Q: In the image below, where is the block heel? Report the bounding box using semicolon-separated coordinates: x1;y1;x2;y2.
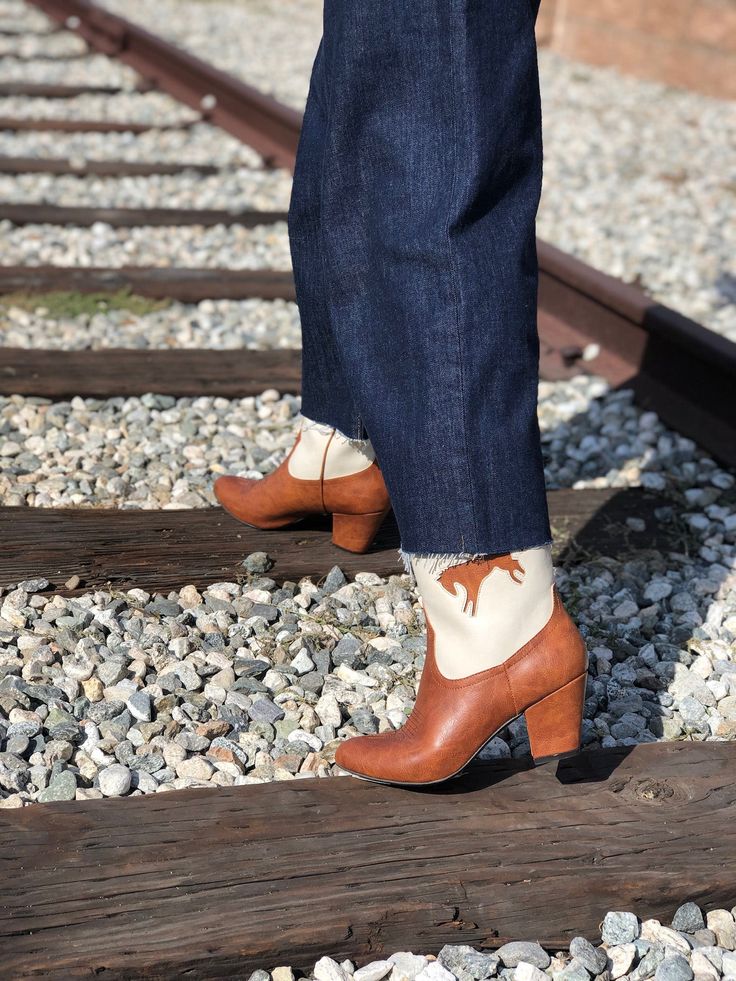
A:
332;509;388;553
525;671;587;765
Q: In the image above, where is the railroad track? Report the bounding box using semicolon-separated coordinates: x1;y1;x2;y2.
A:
0;0;734;976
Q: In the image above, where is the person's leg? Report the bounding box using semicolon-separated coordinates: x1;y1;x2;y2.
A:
288;36;364;440
214;36;390;551
322;1;588;782
319;0;550;556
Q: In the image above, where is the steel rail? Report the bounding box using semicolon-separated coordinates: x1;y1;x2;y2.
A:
28;0;302;168
27;0;736;467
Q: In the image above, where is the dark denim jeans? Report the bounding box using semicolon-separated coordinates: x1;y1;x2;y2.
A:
288;0;551;556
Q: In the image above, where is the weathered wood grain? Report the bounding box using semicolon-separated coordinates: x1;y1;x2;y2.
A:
0;348;301;398
0;115;195;133
0;203;287;227
0;82;121;97
0;266;296;301
0;155;221;176
0;743;733;978
0;488;682;593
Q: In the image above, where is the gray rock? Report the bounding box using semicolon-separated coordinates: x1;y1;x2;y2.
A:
439;945;499;979
602;911;640;945
630;945;665;981
130;754;165;774
145;599;181;617
38;769;76;802
556;961;590;981
349;706;378;734
6;735;29;756
497;943;550;970
332;633;363;667
324;566;347;593
678;696;706;727
300;671;326;694
248;697;285;724
721;950;736;976
672;903;705;934
126;690;152;722
247;971;270;981
654;956;693;981
570;938;607;976
175;732;209;752
250;603;279;623
0;753;30;792
99;763;132;797
242;552;272;574
97;661;127;687
18;578;50;593
234;657;270;678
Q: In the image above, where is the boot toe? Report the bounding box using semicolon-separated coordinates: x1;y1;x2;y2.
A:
334;732;405;783
214;475;252;516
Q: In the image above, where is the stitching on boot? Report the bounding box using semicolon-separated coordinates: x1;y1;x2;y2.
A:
318;429;335;515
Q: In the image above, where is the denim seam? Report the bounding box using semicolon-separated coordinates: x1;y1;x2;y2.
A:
445;2;479;552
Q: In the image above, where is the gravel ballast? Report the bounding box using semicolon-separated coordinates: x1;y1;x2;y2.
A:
0;219;291;268
0;122;265;167
0;297;301;351
0;167;292;210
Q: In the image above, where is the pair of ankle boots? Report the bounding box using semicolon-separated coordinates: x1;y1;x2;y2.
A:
215;420;587;785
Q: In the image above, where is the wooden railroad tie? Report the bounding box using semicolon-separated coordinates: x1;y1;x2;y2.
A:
0;266;296;302
0;82;123;98
0;348;302;399
0;488;684;594
0;155;224;177
0;743;734;977
0;203;288;227
0;116;200;134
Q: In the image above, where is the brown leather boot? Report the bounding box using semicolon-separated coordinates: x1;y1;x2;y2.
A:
334;588;588;784
214;428;391;553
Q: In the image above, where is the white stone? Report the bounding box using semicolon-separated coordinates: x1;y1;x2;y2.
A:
388;953;428;981
641;920;692;955
354;962;393;981
607;943;636;980
98;764;132;797
175;757;215;781
515;963;550;981
415;964;455;981
691;951;719;981
314;957;352;981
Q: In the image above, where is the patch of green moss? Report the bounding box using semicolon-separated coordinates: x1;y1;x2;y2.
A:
0;289;171;319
